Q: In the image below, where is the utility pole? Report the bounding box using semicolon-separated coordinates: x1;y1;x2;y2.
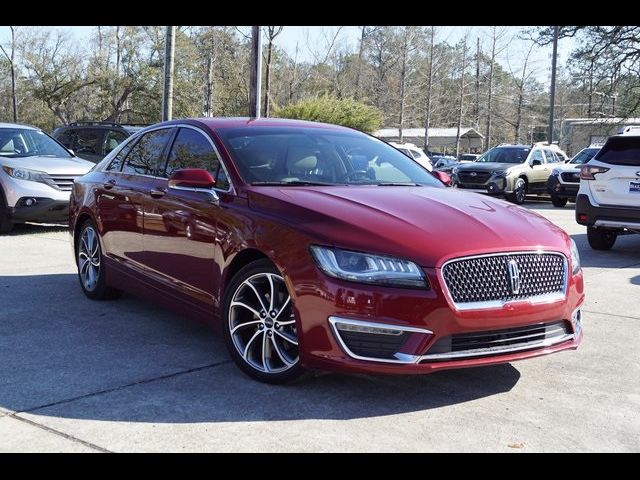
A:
249;26;262;118
162;26;176;122
548;25;559;143
474;37;480;129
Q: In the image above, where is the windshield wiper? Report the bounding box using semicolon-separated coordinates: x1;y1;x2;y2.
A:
251;180;337;186
375;182;422;186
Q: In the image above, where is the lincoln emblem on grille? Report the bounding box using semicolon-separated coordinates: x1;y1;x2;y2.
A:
507;259;521;295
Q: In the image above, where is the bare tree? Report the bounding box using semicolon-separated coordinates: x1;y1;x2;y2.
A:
423;26;436;150
455;38;469;158
398;26;418;142
0;26;19;122
485;27;509;148
262;26;283;117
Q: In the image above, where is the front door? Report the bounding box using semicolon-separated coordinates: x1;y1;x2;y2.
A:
528;149;549;192
143;126;233;310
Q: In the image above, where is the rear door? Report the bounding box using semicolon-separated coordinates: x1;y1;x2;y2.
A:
588;136;640;207
103;127;175;270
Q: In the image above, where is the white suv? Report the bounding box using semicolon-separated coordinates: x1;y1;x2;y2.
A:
390;142;433;171
0;123;94;233
576;128;640;249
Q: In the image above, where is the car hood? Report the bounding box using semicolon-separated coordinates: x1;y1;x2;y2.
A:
457;162;521;172
248;186;570;267
0;156;94;175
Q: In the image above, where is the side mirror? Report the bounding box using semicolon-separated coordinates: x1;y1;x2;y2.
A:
432;170;452;186
531;159;542;167
168;168;216;189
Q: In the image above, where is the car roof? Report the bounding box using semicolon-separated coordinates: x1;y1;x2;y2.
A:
0;122;39;131
159;117;355;132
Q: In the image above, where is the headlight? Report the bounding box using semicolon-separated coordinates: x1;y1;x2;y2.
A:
2;166;47;183
492;170;506;177
570;238;581;274
551;168;561;176
309;245;429;288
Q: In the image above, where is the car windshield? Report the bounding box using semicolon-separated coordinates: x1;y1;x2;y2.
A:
216;126;443;187
569;148;599;164
0;128;71;158
475;147;530;164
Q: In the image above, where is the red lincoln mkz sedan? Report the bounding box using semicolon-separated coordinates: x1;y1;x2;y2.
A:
69;118;584;383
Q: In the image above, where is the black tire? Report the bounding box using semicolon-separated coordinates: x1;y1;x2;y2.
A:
551;195;568;208
506;177;527;204
221;258;305;384
0;188;14;234
76;219;122;300
587;226;618;251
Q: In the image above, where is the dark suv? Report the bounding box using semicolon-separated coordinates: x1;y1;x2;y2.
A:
52;122;147;163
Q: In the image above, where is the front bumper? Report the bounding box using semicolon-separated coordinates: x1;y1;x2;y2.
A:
452;175;511;195
547;175;579;198
8;198;70;223
576;194;640;229
293;265;585;375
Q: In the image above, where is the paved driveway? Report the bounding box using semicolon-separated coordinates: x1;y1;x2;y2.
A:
0;201;638;452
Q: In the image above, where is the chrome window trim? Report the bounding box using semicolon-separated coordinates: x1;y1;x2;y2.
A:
99;123;236;195
438;250;569;312
328;316;432;365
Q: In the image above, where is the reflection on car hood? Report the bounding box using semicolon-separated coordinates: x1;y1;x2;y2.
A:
457;162;521;172
0;155;94;175
552;163;581;173
248;185;570;267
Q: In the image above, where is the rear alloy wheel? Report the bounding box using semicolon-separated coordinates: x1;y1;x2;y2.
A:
76;220;122;300
222;259;304;384
551;195;568;208
507;178;527;204
587;226;618;250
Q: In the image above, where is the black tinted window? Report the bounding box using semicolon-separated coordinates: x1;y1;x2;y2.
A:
73;129;103;156
53;129;75;148
122;128;173;176
164;128;228;189
595;137;640;166
104;130;128;155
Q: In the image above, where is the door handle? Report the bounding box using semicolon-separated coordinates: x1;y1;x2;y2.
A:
149;188;166;198
103;180;116;190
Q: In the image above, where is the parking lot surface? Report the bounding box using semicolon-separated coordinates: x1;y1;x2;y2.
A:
0;201;639;452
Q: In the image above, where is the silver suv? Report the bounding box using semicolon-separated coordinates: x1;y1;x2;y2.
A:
0;123;94;233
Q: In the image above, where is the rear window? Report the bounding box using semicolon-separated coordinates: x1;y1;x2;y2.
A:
595;137;640;166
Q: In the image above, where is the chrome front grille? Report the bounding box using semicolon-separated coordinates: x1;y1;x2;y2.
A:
441;252;567;309
457;171;492;184
560;171;580;183
44;175;79;191
421;320;573;361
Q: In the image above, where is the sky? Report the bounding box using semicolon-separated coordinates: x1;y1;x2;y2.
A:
1;25;575;88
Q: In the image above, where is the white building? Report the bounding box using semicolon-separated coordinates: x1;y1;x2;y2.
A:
374;127;485;153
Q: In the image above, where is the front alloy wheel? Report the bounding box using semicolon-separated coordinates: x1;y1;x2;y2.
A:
223;259;303;383
507;178;527;204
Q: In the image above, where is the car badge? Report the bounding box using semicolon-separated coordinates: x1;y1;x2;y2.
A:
507;259;521;295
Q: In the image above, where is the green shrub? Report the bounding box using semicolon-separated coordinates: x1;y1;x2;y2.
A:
274;96;383;133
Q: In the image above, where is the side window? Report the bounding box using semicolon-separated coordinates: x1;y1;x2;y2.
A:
106;137;137;172
531;149;544;164
73;129;104;156
103;130;129;155
410;149;422;160
122;129;173;176
544;149;556;163
164;128;229;190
